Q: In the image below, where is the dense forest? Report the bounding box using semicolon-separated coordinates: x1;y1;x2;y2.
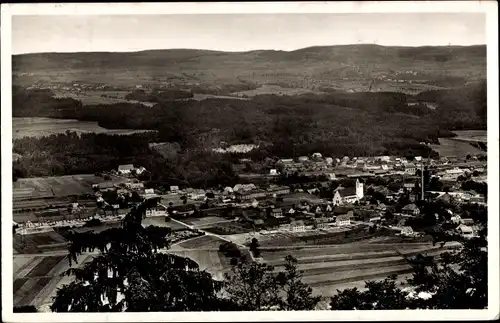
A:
13;132;238;188
12;81;486;180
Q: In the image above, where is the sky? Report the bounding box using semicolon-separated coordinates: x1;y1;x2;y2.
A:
12;13;486;54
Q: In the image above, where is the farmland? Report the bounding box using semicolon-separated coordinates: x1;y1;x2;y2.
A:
142;216;190;230
430;137;484;158
203;221;254;235
259;242;456;297
12;174;129;223
176;234;228;250
13;117;157;139
231;84;321;97
13;253;96;311
183;216;233;227
53;90;156;107
13;174;102;200
13;231;68;254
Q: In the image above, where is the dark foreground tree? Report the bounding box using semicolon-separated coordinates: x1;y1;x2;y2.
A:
50;197;232;312
224;255;321;310
14;305;38;313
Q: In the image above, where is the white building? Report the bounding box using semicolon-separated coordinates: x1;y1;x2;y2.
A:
332;179;364;206
118;164;135;175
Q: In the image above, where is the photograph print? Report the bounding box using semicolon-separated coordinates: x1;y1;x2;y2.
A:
2;1;498;321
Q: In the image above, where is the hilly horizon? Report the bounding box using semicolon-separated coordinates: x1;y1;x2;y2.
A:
13;44;486;94
13;43;486;56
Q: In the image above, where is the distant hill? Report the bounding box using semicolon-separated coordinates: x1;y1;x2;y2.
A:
13;44;486;92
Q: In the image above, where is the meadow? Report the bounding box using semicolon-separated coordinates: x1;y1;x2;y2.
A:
53;90;156;107
13;117;157;139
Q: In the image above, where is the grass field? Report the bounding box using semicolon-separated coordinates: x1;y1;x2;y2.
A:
13;117;157;139
13;174;103;200
203;222;254;235
53;90;156;107
231;84;321;97
13;253;94;310
430;137;484;158
142;216;190;230
184;216;231;227
177;235;227;249
13;231;68;254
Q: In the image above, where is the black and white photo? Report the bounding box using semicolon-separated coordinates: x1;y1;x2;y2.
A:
1;2;498;322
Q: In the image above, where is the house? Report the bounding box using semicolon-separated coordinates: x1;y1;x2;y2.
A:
402;204;420;216
98;182;117;192
325;157;334;165
470;194;486;204
118;164;135;175
291;220;305;232
405;163;417;175
403;181;416;190
142;188;157;199
267;186;291;196
298;156;309;162
125;182;144;190
279;223;292;231
135;166;147;175
400;226;414;236
336;213;352;226
312;152;323;159
145;205;168;217
238;190;268;201
278;158;294;164
457;224;475;239
326;173;336;181
233;183;257;192
307;188;320;195
332;179;364;206
460;218;474;226
270;169;279;176
369;215;382;223
450;214;461;224
287;207;296;216
271;208;283;218
169;186;180;193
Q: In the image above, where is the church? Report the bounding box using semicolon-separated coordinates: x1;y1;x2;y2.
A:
332;179;364;206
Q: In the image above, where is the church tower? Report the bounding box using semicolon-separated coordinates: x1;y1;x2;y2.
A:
356;179;364;200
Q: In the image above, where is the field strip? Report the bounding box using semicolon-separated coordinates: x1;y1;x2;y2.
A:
264;250;399;265
13;256;35;277
278;255;406;272
25;256;67;278
13;278;29;295
46;256;68;276
30;275;65;308
16;257;44;278
38;274;76;312
309;268;413;288
14;278;39;306
298;259;409;277
302;264;412;286
18;277;53;306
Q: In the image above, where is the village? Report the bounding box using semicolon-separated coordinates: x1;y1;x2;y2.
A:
14;150;487;248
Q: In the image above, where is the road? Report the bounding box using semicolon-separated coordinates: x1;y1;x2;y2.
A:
165;211;256;260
